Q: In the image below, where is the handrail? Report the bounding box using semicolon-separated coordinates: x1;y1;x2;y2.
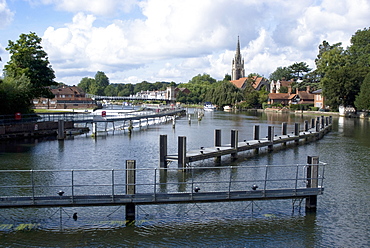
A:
0;164;325;199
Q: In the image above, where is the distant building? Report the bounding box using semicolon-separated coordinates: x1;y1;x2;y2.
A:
268;86;314;106
34;86;97;109
231;76;270;91
231;37;245;81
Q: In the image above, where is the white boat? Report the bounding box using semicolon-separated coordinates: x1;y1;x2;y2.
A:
204;103;216;111
223;105;232;111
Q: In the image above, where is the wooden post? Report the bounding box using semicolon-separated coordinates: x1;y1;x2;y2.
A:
311;118;315;129
267;126;274;152
178;136;186;169
304;120;309;131
321;116;325;129
306;156;319;211
159;135;167;168
57;120;65;140
126;160;136;222
254;125;260;154
282;122;287;146
294;123;300;145
231;130;238;160
214;129;221;163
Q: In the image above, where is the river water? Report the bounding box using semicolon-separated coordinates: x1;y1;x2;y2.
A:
0;109;369;247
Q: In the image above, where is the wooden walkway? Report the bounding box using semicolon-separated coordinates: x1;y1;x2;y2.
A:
161;116;332;168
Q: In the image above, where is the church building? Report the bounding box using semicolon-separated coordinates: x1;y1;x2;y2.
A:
231;36;245;81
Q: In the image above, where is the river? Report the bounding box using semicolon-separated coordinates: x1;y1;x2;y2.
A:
0;109;369;247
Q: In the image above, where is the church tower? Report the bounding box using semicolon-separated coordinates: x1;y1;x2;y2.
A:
231;36;245;80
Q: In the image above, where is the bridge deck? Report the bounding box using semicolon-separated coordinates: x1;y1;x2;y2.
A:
0;187;323;208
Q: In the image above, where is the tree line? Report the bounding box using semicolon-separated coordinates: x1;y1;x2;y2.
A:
1;28;370;115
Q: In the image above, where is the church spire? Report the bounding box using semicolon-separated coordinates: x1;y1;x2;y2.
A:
231;36;245;81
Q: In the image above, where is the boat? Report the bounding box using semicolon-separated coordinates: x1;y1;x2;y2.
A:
204;102;216;111
223;105;232;111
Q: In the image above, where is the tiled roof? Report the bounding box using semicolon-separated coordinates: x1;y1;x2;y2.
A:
230;78;247;88
268;93;296;100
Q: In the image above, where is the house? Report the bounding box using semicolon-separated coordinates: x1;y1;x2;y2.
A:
270;79;294;93
312;89;325;109
268;86;314;106
34;86;97;109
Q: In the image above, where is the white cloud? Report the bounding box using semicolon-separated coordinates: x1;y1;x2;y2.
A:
0;0;13;28
32;0;370;85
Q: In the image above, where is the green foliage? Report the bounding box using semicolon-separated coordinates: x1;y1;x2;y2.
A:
4;32;56;98
269;66;293;81
0;75;34;114
205;81;243;107
355;72;370;111
288;62;312;79
317;28;370;109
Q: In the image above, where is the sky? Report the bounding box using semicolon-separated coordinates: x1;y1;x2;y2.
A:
0;0;369;86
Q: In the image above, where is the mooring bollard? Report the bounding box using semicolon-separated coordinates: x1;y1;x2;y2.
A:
268;126;274;152
178;136;186;169
306;156;319;211
159;135;168;168
254;125;260;154
231;130;238;159
294;123;300;145
57;119;65;140
126;160;136;222
214;129;221;163
282;122;287;146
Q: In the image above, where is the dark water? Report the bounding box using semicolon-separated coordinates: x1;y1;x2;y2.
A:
0;110;369;247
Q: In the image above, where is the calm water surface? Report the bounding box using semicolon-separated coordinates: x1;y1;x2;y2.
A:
0;110;369;247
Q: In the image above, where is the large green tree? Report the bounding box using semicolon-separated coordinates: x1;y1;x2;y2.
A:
0;75;33;114
317;28;370;109
355;72;370;111
269;66;293;81
4;32;56;98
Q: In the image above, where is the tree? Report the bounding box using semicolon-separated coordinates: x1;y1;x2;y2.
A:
4;32;56;98
0;75;33;114
269;67;292;81
205;81;243;107
355;72;370;111
288;62;311;79
78;77;95;93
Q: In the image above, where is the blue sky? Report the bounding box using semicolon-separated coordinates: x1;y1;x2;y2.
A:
1;0;370;85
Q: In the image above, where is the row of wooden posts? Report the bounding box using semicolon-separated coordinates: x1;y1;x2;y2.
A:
159;116;332;168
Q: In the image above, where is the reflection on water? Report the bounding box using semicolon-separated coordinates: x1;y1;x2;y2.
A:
0;110;369;247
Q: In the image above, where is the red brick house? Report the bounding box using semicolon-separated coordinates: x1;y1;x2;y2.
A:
34;86;97;109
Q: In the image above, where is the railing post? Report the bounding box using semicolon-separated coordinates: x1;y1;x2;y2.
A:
311;118;315;129
159;135;168;168
214;129;221;163
254;125;260;154
231;130;238;160
71;170;74;203
126;160;136;223
306;156;319;212
178;136;187;169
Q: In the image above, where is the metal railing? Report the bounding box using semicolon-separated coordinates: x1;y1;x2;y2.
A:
0;164;325;202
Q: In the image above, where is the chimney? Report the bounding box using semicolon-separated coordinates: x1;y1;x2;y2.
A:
288;86;292;94
306;86;310;93
296;88;299;94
